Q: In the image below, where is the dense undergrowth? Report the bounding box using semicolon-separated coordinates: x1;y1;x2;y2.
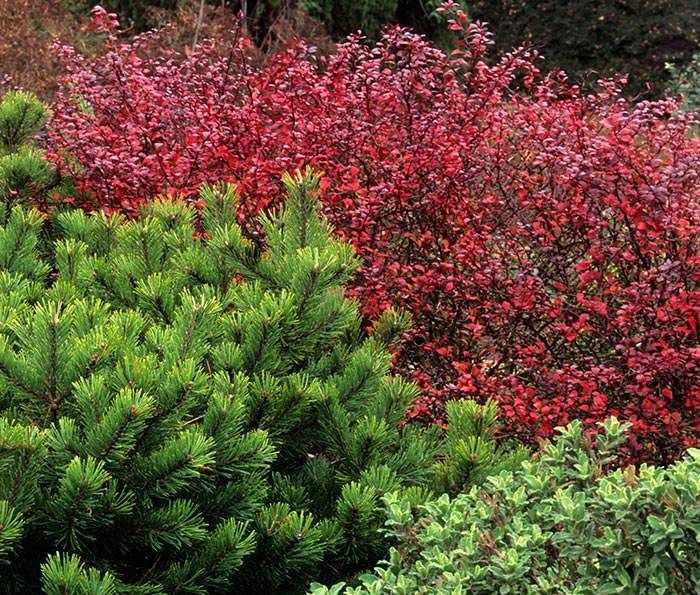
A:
1;2;700;592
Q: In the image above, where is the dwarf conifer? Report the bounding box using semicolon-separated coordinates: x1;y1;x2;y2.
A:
0;91;60;215
0;170;520;593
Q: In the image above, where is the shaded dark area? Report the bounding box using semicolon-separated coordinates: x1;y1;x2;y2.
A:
467;0;700;96
7;1;697;99
103;0;457;48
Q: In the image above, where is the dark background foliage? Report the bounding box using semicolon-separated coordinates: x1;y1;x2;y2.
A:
467;0;700;96
3;1;699;100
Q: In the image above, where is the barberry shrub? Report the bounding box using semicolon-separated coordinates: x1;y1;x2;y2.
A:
0;170;522;593
47;5;700;460
314;418;700;595
0;91;60;215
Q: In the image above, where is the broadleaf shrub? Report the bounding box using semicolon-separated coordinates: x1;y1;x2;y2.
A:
313;418;700;595
667;52;700;112
0;171;522;593
47;5;700;461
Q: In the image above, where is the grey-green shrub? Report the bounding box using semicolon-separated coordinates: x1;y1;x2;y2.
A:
315;418;700;594
667;52;700;112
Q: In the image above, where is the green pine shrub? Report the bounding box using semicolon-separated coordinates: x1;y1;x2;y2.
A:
317;418;700;594
0;169;522;593
0;91;48;155
0;91;60;215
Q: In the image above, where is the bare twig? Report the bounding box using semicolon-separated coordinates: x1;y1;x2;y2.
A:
193;0;206;47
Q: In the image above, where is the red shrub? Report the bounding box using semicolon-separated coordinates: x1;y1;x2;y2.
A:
47;5;700;461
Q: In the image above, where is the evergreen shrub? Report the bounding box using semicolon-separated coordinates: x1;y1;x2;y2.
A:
0;91;60;213
315;418;700;595
0;170;522;593
667;52;700;112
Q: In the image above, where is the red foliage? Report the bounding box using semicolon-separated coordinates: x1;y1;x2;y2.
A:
47;5;700;461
